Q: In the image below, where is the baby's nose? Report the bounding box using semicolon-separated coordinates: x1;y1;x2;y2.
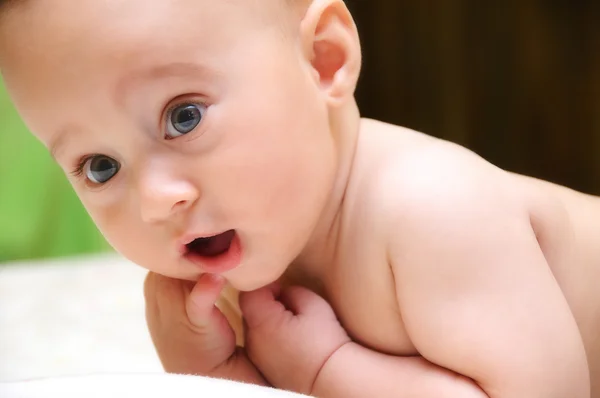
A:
138;169;199;224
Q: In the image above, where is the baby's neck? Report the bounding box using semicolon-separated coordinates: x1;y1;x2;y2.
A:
292;100;361;278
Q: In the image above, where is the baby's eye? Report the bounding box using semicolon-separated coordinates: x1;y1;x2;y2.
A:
84;155;120;184
166;103;206;139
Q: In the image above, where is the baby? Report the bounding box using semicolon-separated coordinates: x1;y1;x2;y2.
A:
1;0;599;397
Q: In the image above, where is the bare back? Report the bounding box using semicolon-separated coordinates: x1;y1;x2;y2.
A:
227;119;600;396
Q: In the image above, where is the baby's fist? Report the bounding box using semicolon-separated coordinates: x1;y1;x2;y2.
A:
240;284;350;395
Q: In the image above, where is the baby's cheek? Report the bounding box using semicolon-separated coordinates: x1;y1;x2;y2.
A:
85;199;141;257
84;199;123;238
89;202;190;279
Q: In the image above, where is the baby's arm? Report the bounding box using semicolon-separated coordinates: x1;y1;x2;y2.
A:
240;285;486;397
382;148;590;397
312;342;486;397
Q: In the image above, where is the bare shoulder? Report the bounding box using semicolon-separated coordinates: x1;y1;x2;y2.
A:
354;120;591;398
352;119;589;266
360;120;599;275
355;119;526;227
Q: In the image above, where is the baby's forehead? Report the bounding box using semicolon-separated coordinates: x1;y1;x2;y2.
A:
0;0;295;73
0;0;300;22
0;0;305;77
0;0;306;142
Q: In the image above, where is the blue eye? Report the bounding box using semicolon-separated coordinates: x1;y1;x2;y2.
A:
84;155;120;184
166;103;206;139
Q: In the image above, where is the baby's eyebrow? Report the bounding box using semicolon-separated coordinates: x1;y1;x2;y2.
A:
49;126;79;161
113;62;218;104
49;63;217;160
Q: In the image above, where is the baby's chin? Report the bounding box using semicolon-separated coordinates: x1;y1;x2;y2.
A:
224;264;286;292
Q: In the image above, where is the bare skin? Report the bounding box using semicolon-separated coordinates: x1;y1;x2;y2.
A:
148;119;600;397
0;0;598;397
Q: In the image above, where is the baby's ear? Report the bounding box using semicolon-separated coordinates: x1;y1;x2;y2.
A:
300;0;361;106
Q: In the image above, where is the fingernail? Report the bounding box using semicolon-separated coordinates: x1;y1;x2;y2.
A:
205;273;225;285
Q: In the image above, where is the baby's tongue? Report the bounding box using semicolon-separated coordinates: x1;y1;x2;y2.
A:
189;230;235;257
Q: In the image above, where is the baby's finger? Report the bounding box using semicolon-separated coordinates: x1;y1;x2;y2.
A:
186;273;227;329
145;272;190;323
280;285;333;318
239;283;287;328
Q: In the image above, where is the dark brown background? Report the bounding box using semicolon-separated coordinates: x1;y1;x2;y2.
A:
346;1;600;194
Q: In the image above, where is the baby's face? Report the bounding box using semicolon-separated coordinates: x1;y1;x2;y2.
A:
0;0;338;290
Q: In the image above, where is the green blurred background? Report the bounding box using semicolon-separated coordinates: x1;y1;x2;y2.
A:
0;1;599;262
0;80;110;262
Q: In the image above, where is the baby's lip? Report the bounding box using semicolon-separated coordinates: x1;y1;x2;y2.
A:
183;231;242;274
177;230;227;254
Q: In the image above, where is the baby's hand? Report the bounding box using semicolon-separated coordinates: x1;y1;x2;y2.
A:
240;285;351;395
144;272;240;377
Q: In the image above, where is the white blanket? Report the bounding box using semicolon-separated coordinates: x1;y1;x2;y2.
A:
0;374;308;397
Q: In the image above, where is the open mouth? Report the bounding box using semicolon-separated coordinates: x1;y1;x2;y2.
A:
185;230;236;258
